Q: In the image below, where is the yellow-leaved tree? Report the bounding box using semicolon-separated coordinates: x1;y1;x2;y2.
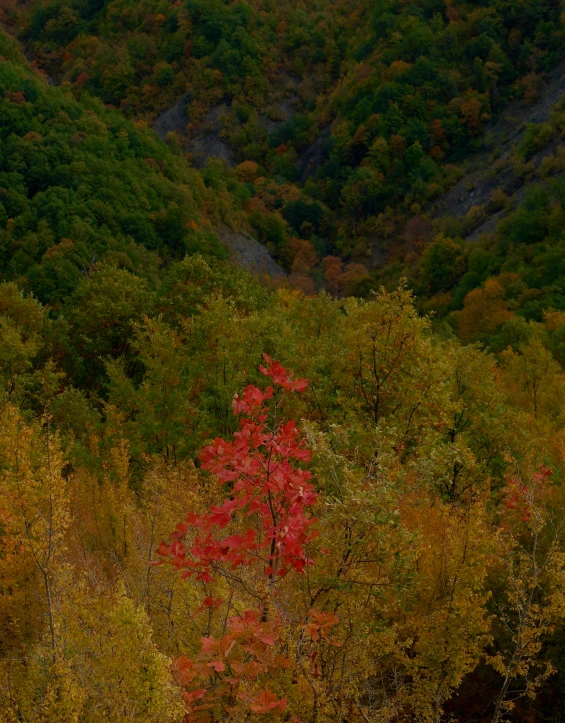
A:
0;405;182;722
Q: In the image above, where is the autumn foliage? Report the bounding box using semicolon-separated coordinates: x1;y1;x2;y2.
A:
5;0;565;718
3;273;565;720
158;355;315;583
155;356;336;720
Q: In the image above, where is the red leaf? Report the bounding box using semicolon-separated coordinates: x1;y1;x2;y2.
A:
249;690;288;714
208;660;225;672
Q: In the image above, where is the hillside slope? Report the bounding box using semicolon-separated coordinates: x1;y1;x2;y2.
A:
1;29;299;304
13;0;565;272
432;55;565;240
8;1;565;338
0;30;229;303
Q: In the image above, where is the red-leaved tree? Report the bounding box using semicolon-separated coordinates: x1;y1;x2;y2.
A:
155;356;337;721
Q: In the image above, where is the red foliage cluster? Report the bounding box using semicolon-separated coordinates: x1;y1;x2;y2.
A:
504;465;553;523
155;356;334;721
172;610;291;718
155;355;316;582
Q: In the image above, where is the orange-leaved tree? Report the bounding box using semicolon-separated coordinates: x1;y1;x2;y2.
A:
155;356;339;721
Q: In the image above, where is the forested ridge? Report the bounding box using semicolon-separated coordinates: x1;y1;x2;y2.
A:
4;2;565;721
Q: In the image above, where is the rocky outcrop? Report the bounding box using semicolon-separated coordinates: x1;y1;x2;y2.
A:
297;127;331;183
433;56;565;239
152;95;188;140
190;133;234;167
152;99;235;166
216;225;287;278
189;104;235;168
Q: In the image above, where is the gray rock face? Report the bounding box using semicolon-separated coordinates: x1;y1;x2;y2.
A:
433;57;565;240
152;95;188;140
297;127;331;183
190;134;234;167
216;225;287;278
189;104;235;168
152;99;235;166
152;99;284;279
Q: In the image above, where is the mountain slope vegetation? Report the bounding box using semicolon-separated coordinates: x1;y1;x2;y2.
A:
8;0;565;312
4;4;565;722
0;30;230;303
13;1;565;227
